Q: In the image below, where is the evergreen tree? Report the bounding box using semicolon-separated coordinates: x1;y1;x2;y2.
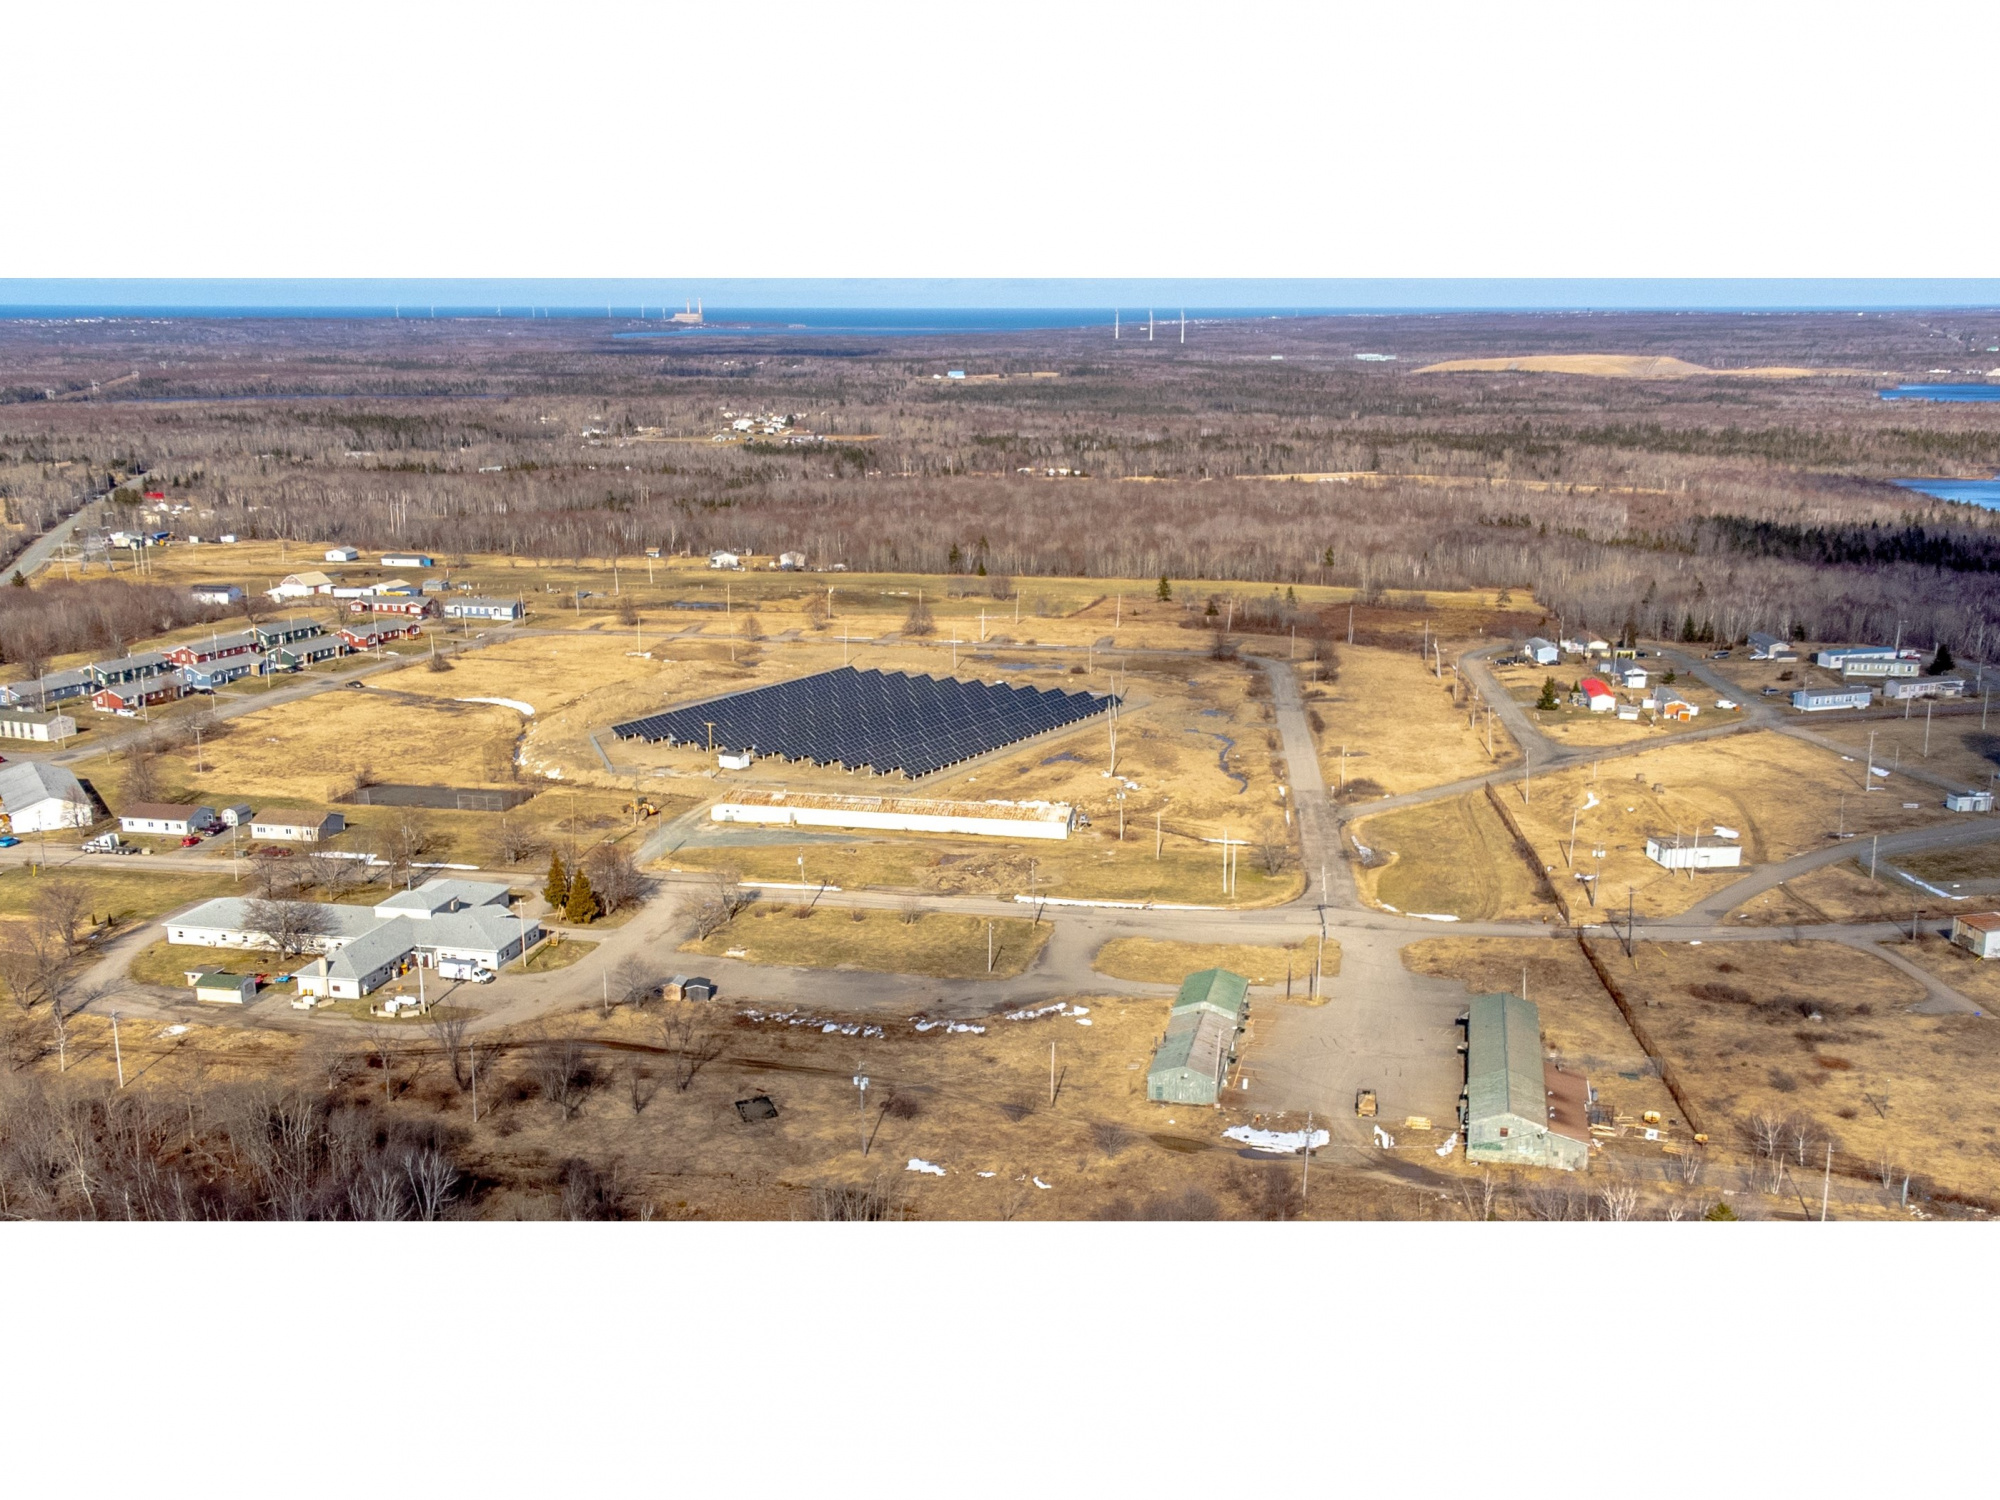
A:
1702;1201;1739;1221
1536;678;1560;711
1157;574;1172;602
543;851;569;909
1930;642;1956;675
564;868;600;924
1680;613;1698;642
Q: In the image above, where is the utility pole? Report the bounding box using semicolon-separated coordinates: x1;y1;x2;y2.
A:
1049;1041;1057;1104
853;1075;869;1154
1302;1109;1313;1198
987;921;994;974
1821;1142;1832;1222
1924;701;1933;757
111;1011;125;1088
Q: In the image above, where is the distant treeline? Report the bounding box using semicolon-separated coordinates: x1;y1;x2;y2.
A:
1705;516;2000;575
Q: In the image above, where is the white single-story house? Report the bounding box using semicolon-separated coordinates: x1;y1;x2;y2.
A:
324;546;360;563
1884;676;1968;702
268;571;337;600
709;550;744;570
249;810;344;842
1621;666;1648;690
441;596;525;622
1951;913;2000;960
0;761;95;833
1748;632;1798;661
0;708;77;743
164;878;536;1000
189;582;244;606
1523;637;1559;665
1645;834;1743;871
120;803;218;837
1793;687;1875;712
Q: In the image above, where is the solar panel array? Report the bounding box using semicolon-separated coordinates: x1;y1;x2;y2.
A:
612;666;1116;778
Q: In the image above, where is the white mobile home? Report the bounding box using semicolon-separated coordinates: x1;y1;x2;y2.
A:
1523;637;1559;665
1951;913;2000;959
1793;686;1875;712
120;803;217;837
1645;833;1743;871
712;791;1073;841
249;810;345;842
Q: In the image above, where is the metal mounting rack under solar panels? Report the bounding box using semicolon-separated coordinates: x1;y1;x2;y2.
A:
611;666;1117;778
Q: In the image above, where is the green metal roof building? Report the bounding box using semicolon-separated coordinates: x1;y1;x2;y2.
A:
1147;968;1250;1106
1171;968;1251;1027
1462;992;1589;1172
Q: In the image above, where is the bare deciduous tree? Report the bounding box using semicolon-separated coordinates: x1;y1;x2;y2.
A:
532;1036;593;1120
425;1008;473;1091
31;880;93;954
582;842;646;916
659;1001;722;1092
244;897;333;965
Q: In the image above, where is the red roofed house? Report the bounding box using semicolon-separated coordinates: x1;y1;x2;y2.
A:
1580;676;1617;713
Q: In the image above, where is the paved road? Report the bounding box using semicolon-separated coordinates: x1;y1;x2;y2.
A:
10;499;102;580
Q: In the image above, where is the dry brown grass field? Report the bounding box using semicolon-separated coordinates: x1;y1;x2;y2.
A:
1898;934;2000;1013
1312;644;1518;798
1350;793;1557;921
1730;860;1958;927
684;905;1049;980
1505;731;1946;919
1807;714;2000;802
1582;937;2000;1202
1091;936;1335;989
35;996;1448;1221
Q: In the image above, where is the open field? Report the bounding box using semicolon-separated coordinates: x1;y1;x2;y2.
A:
1729;859;1953;926
26;991;1448;1221
0;865;239;929
1507;730;1948;919
1312;644;1517;799
685;904;1049;981
1898;934;2000;1014
1092;937;1334;989
1350;793;1556;921
1806;715;2000;802
1579;937;2000;1204
1414;354;1839;379
127;939;281;990
520;937;597;974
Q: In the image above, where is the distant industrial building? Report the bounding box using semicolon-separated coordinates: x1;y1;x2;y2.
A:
712;790;1074;841
1792;686;1875;712
1645;833;1743;870
1461;992;1590;1172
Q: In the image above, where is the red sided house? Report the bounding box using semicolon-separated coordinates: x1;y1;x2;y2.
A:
164;628;264;667
346;596;433;618
338;621;422;651
93;679;184;714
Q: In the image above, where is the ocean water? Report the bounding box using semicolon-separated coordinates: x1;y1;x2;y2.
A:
1894;477;2000;509
1879;384;2000;402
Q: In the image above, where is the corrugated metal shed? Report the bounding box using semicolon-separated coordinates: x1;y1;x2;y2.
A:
1465;992;1544;1128
1147;1009;1233;1105
1172;968;1250;1026
1463;992;1590;1171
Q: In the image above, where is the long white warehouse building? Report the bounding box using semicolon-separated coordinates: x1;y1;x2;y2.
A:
711;790;1074;840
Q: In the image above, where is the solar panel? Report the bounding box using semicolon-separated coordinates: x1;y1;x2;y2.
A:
611;666;1117;778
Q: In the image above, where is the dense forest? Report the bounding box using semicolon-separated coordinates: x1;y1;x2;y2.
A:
3;308;1999;649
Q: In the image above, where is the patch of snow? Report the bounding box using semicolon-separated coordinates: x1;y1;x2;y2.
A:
1033;1177;1053;1189
459;696;535;715
1712;825;1740;840
1436;1133;1458;1158
1371;1124;1397;1149
1224;1125;1330;1155
1582;791;1600;811
1412;913;1460;922
159;1024;189;1037
976;1171;996;1178
913;1018;986;1034
1075;1017;1092;1026
906;1158;946;1176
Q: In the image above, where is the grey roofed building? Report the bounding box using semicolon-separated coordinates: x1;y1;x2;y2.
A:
89;651;172;686
374;878;512;917
1462;992;1589;1171
1146;1008;1235;1105
0;759;95;832
166;897;382;949
440;596;524;620
254;617;326;647
1747;631;1797;660
1;667;96;707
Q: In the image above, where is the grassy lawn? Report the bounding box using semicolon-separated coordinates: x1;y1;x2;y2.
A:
0;866;239;928
682;903;1050;980
1352;793;1553;921
519;937;598;974
1092;937;1338;990
128;939;287;990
